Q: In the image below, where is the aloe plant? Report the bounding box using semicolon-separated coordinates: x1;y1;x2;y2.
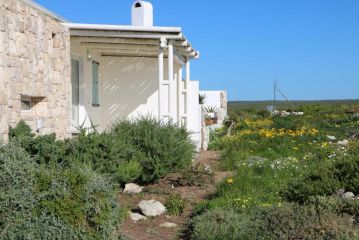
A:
199;94;206;105
205;106;218;113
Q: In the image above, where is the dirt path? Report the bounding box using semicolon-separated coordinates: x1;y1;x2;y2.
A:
119;151;231;240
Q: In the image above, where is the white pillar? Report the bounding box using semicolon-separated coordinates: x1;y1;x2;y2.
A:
158;46;164;120
168;41;176;123
177;65;183;124
185;59;191;127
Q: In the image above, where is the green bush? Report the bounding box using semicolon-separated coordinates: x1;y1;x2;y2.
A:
0;142;123;240
282;163;339;203
166;193;187;216
109;117;195;183
0;142;37;236
189;208;256;240
117;160;143;184
282;148;359;203
190;204;359;240
36;163;122;239
8;120;34;150
255;203;358;240
9;117;195;185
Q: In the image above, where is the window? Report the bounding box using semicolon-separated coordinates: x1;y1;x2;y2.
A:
71;58;80;128
92;61;100;107
21;96;32;111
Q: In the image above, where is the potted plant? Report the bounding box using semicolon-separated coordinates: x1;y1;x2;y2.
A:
204;106;218;125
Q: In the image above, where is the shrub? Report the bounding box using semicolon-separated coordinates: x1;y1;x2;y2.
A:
9;118;195;185
117;160;143;184
0;142;123;240
109;117;195;183
3;212;83;240
189;204;359;240
282;164;339;203
189;208;256;240
8;120;34;150
36;163;122;239
166;193;187;216
255;203;359;240
282;149;359;203
0;142;37;236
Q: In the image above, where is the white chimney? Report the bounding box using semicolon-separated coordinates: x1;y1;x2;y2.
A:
132;0;153;27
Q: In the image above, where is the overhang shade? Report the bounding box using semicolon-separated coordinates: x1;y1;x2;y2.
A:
64;23;199;60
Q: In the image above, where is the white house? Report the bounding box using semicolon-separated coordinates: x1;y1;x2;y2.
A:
0;0;202;149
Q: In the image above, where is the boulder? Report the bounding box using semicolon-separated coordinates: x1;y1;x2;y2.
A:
128;212;147;221
138;200;166;217
281;111;291;117
338;140;349;146
159;222;178;228
343;192;355;199
327;135;337;141
336;189;345;197
123;183;143;195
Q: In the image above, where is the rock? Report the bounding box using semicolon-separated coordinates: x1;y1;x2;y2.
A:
128;212;147;221
281;111;291;117
338;140;349;146
159;222;178;228
204;164;213;174
349;131;359;140
343;192;355;199
123;183;143;195
138;200;166;217
336;189;345;196
327;135;337;141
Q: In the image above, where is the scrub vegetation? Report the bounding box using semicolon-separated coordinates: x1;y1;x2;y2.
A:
0;117;194;239
189;103;359;240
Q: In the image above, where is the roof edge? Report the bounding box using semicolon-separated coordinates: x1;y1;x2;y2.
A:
21;0;69;23
64;23;182;33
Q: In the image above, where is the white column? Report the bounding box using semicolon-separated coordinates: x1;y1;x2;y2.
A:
177;65;183;124
168;41;175;123
185;59;191;127
158;46;164;120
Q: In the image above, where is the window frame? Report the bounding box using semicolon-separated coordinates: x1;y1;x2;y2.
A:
92;61;100;107
20;96;32;112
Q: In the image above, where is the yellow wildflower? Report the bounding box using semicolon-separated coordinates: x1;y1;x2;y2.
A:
227;178;234;184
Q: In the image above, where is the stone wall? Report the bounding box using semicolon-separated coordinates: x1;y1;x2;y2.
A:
0;0;71;142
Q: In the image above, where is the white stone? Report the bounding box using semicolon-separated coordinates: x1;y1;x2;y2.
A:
138;200;166;217
343;192;355;199
281;111;291;117
159;222;178;228
338;140;349;146
128;212;147;221
327;135;337;141
123;183;143;195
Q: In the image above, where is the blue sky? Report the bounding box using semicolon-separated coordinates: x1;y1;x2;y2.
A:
34;0;359;101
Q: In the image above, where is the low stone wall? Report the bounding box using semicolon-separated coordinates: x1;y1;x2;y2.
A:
0;0;71;142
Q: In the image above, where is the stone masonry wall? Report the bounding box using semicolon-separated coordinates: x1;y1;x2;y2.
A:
0;0;71;142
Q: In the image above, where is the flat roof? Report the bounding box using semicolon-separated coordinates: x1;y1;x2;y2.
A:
65;23;182;33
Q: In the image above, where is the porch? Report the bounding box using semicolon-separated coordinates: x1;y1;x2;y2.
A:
68;24;201;147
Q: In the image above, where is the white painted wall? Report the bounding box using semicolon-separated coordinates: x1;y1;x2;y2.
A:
200;90;223;109
70;39;182;132
188;81;201;151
